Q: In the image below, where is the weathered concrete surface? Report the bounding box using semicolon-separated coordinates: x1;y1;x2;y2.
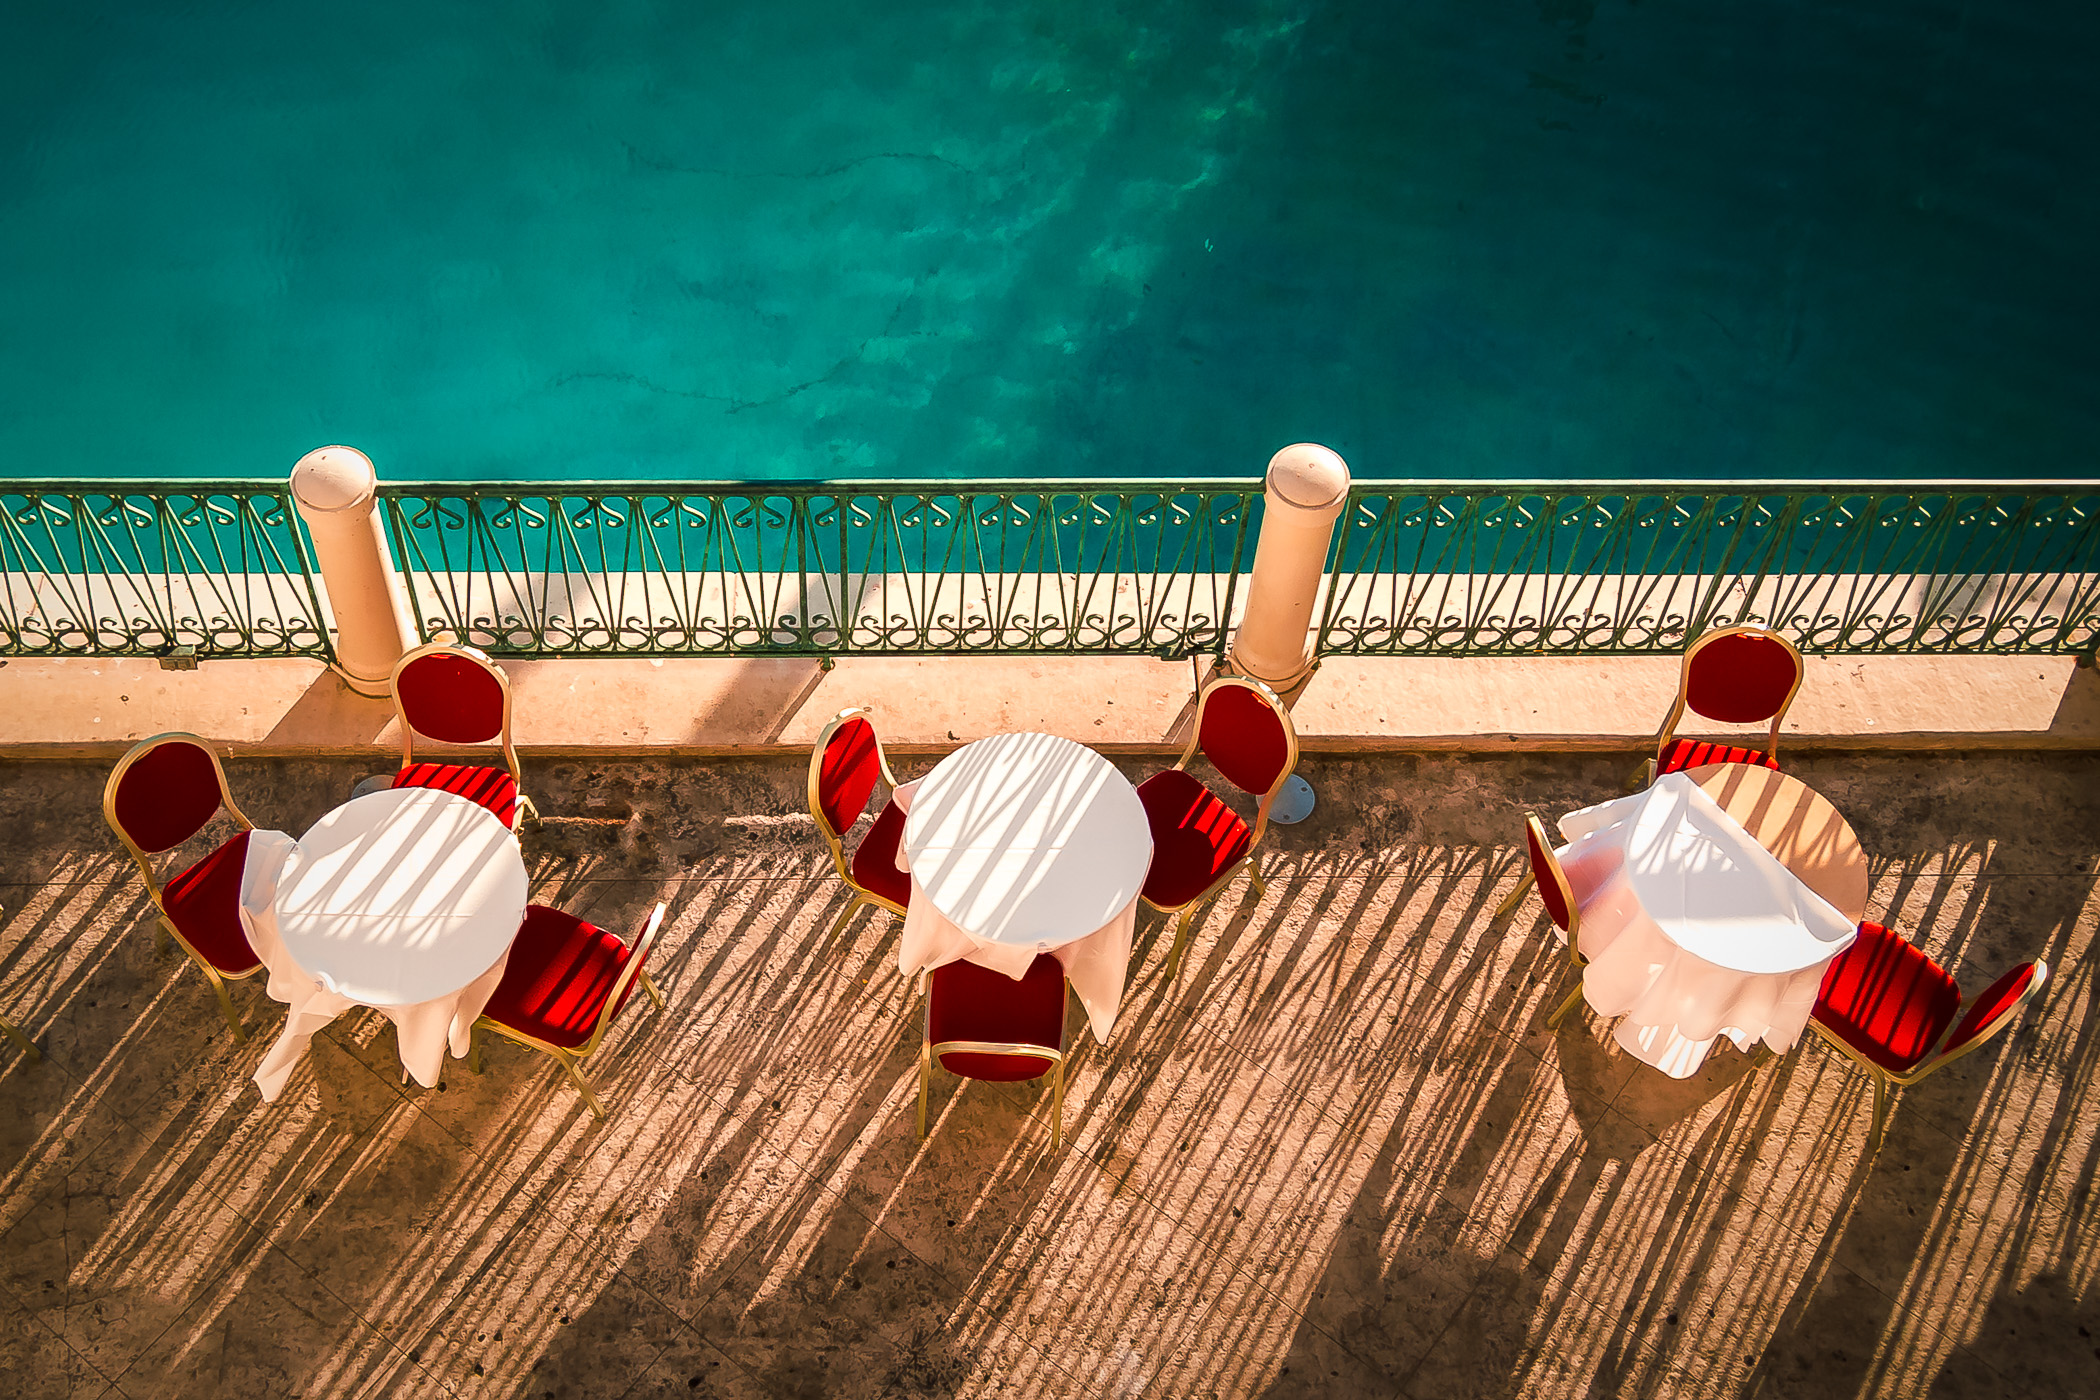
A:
4;651;2097;760
0;750;2092;1398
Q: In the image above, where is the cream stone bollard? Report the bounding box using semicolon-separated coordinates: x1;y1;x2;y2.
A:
291;446;416;697
1228;443;1352;690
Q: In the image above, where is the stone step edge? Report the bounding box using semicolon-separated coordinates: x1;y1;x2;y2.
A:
2;651;2094;761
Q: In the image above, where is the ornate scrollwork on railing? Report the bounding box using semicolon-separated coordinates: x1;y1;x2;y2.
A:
1;485;333;660
1317;482;2100;657
379;482;1259;660
9;476;2094;662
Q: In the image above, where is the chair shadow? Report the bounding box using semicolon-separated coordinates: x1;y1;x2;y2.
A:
3;748;2096;1397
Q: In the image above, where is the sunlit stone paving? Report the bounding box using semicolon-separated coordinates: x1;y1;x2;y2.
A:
1;751;2091;1398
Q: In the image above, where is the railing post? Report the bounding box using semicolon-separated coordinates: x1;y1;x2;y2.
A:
290;446;414;697
1229;443;1352;689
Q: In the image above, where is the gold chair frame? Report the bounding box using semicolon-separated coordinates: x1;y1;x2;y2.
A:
1808;958;2049;1152
0;1014;33;1061
1635;624;1805;788
914;973;1068;1150
389;640;534;830
1141;674;1300;980
103;732;263;1041
0;906;39;1062
469;902;668;1119
807;708;910;946
1491;813;1590;1029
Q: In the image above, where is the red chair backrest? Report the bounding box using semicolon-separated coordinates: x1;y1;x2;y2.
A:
1524;816;1575;933
396;650;507;744
1814;922;1962;1072
1937;961;2043;1059
110;738;225;854
598;903;664;1034
815;714;882;837
930;954;1065;1081
1684;629;1801;725
1197;681;1291;794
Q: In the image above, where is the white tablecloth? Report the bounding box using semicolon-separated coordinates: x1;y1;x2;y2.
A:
893;733;1153;1042
242;788;529;1100
1555;772;1859;1077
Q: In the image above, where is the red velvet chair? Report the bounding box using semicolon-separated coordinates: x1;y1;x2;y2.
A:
1138;674;1298;980
808;708;910;943
103;733;265;1039
1490;814;1592;1029
1638;625;1804;786
471;902;666;1118
388;641;530;830
917;953;1069;1149
1809;921;2049;1151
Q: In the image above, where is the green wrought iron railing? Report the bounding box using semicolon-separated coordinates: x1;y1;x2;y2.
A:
1319;483;2100;655
2;484;331;660
379;482;1256;659
381;480;2100;660
5;479;2097;662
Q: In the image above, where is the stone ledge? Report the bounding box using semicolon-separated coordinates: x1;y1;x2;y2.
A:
0;651;2094;761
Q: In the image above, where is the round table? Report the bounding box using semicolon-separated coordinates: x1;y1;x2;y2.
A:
904;731;1151;949
1554;769;1864;1077
1684;763;1869;923
275;786;528;1005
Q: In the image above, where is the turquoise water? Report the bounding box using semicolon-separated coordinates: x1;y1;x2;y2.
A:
1;0;2094;484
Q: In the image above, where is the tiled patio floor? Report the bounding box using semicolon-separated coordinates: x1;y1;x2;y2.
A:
1;751;2093;1398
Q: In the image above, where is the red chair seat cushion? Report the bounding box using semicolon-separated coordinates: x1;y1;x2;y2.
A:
929;954;1065;1082
1137;769;1252;909
160;830;262;975
1658;739;1780;776
849;800;911;909
481;905;637;1051
396;762;519;828
1813;922;1961;1074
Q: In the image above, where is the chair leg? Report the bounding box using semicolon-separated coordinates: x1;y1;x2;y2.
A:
1249;857;1268;902
208;971;246;1042
0;1016;37;1061
1492;872;1536;924
1049;1058;1065;1151
640;971;666;1011
1162;904;1201;982
516;793;541;832
1544;978;1587;1031
820;896;863;953
555;1050;607;1119
1625;758;1656;792
916;1042;932;1140
155;917;174;954
1867;1073;1892;1153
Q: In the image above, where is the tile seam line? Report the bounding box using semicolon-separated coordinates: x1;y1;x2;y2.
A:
649;1027;1317;1396
114;1023;521;1396
625;1055;1100;1397
357;1077;751;1397
103;1234;450;1400
322;1031;791;1400
1167;916;1888;1372
1517;1069;2015;1392
0;1269;126;1394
